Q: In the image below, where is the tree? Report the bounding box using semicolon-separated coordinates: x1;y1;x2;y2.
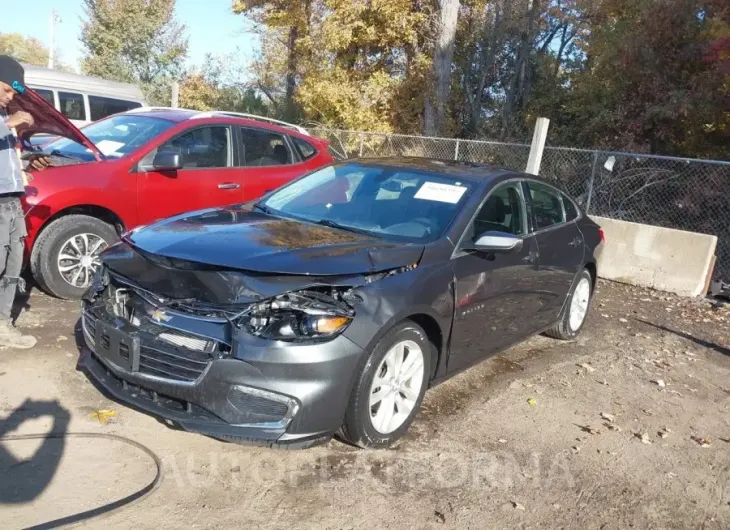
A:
80;0;188;104
0;33;73;71
0;33;48;66
425;0;460;136
179;53;270;115
233;0;730;159
232;0;313;120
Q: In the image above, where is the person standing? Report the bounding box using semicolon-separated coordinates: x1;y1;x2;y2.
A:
0;56;50;349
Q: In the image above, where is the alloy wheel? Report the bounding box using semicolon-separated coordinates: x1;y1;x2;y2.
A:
368;339;425;434
569;277;591;331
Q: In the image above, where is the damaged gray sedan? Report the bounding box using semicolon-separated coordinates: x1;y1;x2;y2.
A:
80;158;604;448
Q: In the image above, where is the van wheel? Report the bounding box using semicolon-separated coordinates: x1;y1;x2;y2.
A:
31;215;118;300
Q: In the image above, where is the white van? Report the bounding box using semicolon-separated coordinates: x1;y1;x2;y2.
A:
22;64;146;128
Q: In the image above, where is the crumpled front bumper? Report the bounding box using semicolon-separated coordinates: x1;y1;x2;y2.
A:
79;304;366;448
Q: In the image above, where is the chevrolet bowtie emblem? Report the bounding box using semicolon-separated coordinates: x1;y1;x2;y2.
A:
150;309;171;322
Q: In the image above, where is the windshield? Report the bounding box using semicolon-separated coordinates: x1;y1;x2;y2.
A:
44;115;175;161
261;162;473;243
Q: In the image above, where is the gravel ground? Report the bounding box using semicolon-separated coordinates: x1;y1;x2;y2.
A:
0;281;728;529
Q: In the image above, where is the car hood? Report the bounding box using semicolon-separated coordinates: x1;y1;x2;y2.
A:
124;207;425;277
8;87;104;161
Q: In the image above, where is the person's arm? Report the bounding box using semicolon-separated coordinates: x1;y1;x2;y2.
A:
5;111;33;129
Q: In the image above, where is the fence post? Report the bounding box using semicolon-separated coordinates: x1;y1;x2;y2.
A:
359;132;365;157
585;150;599;214
525;117;550;175
454;139;460;161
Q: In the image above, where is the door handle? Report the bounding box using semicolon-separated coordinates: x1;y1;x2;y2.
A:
218;183;240;190
523;251;539;263
568;237;583;247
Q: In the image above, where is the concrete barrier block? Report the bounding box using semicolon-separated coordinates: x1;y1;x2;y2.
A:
589;215;717;297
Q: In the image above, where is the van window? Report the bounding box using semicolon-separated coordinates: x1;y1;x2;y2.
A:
59;92;86;121
34;88;55;107
89;95;142;121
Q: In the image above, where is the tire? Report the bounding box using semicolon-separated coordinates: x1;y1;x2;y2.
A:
544;268;594;340
31;215;118;300
339;321;433;449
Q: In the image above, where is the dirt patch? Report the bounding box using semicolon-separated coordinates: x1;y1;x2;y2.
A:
0;281;728;529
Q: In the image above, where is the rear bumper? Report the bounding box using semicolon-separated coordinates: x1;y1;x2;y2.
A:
80;306;366;448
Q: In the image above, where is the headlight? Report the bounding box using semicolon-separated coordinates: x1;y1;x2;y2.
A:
242;289;354;341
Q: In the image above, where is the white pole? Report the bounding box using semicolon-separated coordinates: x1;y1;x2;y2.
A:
171;81;180;108
48;10;61;69
525;117;550;175
48;11;54;69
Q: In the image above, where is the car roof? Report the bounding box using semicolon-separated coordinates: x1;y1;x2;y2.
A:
118;107;313;138
341;157;520;183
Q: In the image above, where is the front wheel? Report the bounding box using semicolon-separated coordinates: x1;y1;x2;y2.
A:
339;321;432;448
545;268;594;340
31;215;118;299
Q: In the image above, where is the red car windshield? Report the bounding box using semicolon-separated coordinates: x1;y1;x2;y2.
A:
44;115;175;161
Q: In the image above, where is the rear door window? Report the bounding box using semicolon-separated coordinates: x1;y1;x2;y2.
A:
89;96;142;121
59;91;86;121
527;181;565;229
240;128;293;166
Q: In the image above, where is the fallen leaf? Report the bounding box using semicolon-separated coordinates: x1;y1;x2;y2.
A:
652;379;666;388
90;409;117;425
691;436;712;448
579;363;596;373
527;398;537;406
635;432;652;444
600;412;615;422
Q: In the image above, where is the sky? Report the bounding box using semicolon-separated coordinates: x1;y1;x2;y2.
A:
1;0;259;73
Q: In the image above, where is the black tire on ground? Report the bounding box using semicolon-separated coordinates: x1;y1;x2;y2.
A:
339;320;433;449
30;215;118;300
544;268;594;340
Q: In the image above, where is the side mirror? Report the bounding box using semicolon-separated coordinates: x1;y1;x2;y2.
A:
152;152;183;171
470;231;524;253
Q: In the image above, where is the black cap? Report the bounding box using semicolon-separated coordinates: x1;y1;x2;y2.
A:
0;55;26;94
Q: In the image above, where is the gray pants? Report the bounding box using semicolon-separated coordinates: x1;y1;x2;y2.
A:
0;198;27;321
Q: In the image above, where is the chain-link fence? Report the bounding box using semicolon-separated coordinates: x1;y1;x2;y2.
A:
311;128;730;281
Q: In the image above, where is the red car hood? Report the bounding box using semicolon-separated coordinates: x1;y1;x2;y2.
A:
7;87;104;161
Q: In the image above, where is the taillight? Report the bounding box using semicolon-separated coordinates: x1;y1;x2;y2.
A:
599;228;605;243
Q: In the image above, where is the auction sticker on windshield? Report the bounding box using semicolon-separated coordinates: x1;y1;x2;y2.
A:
95;140;125;156
414;182;468;203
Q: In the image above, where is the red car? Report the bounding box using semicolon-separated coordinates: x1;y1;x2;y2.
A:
12;99;333;299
